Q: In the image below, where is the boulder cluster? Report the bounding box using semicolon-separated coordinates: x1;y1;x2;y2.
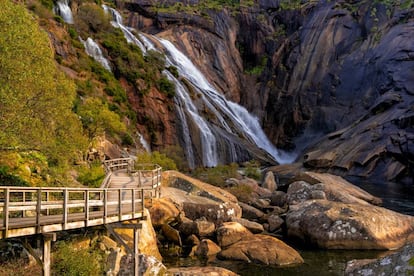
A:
146;169;414;274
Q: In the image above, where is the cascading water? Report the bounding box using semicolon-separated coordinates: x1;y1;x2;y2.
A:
80;37;112;72
53;0;74;24
103;5;295;167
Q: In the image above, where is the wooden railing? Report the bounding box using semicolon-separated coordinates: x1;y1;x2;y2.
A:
0;158;162;239
0;186;145;239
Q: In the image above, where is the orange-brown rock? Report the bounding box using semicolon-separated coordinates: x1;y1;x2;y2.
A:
216;222;253;248
218;234;304;266
166;266;239;276
194;239;221;258
149;197;180;227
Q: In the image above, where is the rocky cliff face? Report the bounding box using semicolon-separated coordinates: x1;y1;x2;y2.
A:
122;0;413;183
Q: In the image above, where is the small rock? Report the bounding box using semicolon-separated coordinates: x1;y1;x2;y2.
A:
216;222;253;248
231;217;264;234
239;202;264;220
194;217;215;237
195;239;221;257
268;215;284;232
262;171;277;192
270;191;287;207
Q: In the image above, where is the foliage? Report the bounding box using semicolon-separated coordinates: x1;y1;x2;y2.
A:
52;240;104;276
227;184;253;202
77;97;126;141
243;160;261;180
0;166;29;187
76;162;105;188
192;163;239;187
157;76;176;98
160;145;188;172
75;3;111;35
0;0;88;169
135;151;177;171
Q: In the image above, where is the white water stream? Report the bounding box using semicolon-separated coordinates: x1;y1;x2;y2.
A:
53;0;74;24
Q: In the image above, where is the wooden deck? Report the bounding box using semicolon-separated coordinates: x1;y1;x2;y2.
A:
0;158;161;239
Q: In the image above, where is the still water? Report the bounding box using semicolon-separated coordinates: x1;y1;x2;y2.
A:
162;180;414;275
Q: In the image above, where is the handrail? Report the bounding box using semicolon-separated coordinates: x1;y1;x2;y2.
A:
0;158;162;239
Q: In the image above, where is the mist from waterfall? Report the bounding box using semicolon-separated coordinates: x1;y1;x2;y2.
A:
102;5;295;167
53;0;74;24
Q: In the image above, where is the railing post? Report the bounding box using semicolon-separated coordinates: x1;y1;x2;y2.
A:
63;189;68;230
36;189;42;234
132;189;135;217
118;189;122;221
85;190;89;227
3;188;9;238
103;190;107;224
141;189;144;213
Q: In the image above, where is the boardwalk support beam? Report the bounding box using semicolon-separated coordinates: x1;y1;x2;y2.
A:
23;233;56;276
106;223;142;276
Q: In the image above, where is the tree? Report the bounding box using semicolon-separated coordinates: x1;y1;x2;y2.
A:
0;0;87;166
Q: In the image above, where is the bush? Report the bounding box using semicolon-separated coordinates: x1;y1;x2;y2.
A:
52;240;104;276
244;160;261;180
157;76;175;98
135;151;177;171
77;162;105;188
0;166;28;187
192;163;238;187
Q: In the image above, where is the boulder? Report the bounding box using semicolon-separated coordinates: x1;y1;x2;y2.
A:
286;200;414;250
267;214;284;233
149;197;180;227
262;171;277;192
194;217;216;237
291;172;382;206
161;171;242;225
216;222;253;248
218;234;304;266
194;239;221;257
161;223;182;247
166;266;239;276
118;254;167;276
239;202;264;220
239;178;272;198
231;217;264;234
270;191;287;207
345;243;414;275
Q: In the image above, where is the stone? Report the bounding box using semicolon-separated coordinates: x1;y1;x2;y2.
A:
178;217;196;236
194;217;216;237
286;200;414;250
118;254;167;276
262;171;277;192
239;202;264;220
216;222;253;248
239;178;273;198
345;243;414;275
195;239;221;257
161;223;182;247
270;191;287;207
100;236;117;251
106;247;124;275
167;266;239;276
231;217;264;234
218;234;304;266
267;214;284;233
149;197;180;227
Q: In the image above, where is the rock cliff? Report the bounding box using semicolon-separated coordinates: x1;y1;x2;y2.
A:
122;0;413;183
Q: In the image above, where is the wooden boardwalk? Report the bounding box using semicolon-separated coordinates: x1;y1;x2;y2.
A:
0;158;161;239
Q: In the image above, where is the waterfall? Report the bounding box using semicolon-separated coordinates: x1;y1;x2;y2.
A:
80;37;112;71
53;0;74;24
138;133;151;152
102;5;295;166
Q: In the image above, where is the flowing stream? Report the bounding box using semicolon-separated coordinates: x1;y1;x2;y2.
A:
53;0;74;24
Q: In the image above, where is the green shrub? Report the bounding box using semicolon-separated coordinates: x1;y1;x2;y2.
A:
52;240;104;276
76;162;105;188
192;163;238;187
244;160;261;180
227;184;253;203
135;151;177;171
157;76;176;98
0;166;29;187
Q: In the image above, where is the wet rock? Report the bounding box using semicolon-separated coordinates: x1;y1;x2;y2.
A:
161;223;182;247
218;234;304;266
286;200;414;250
119;254;167;276
216;222;253;248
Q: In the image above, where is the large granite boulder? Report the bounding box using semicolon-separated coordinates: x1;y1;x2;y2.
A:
286;200;414;250
161;171;242;225
149;197;180;227
217;234;303;266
